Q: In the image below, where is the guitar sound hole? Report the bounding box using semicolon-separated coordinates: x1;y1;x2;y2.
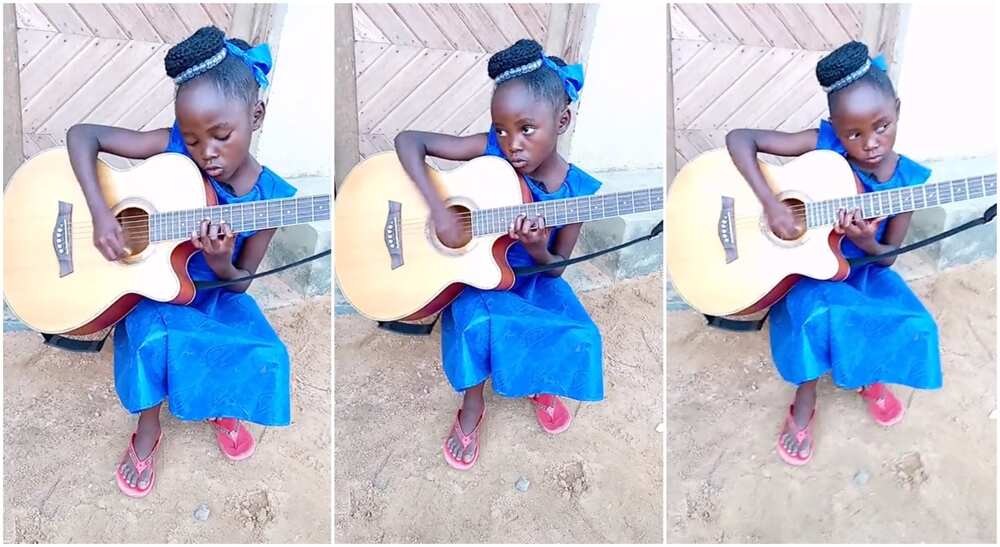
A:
776;198;807;241
436;204;473;249
117;207;150;256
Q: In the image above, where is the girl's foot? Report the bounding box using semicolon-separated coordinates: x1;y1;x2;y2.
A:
115;424;162;497
529;394;572;434
777;404;815;465
444;398;485;469
777;380;817;465
209;418;256;461
859;383;905;426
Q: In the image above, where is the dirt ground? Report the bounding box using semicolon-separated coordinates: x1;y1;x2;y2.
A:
334;273;664;543
666;261;997;543
2;296;331;544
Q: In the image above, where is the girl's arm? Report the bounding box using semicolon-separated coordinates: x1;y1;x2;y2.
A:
840;210;912;267
542;223;583;277
226;228;277;293
724;128;818;239
393;130;488;203
66;124;171;260
724;128;818;207
195;226;277;293
511;215;582;278
394;131;488;246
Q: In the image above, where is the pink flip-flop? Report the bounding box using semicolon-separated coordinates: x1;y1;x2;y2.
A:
442;409;484;471
210;418;256;461
776;404;815;466
115;431;162;498
860;383;905;426
530;394;573;435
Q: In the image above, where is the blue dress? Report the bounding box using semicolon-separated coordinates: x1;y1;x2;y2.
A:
112;122;297;425
768;120;941;389
440;129;605;401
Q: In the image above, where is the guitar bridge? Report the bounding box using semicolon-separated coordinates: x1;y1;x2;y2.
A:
718;196;737;263
53;201;73;277
384;200;403;269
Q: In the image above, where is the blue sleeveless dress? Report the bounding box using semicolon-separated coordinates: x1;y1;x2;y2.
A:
112;122;297;425
768;120;942;389
440;129;605;401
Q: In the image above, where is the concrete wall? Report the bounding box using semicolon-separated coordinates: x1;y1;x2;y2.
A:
256;3;334;178
894;3;995;162
569;3;666;172
256;4;333;299
566;4;666;282
893;3;997;276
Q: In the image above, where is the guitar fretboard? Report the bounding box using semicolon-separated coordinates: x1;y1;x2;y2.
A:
805;174;997;229
470;188;663;237
148;195;330;242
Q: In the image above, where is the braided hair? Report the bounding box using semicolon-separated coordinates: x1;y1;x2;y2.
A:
816;41;895;109
164;26;259;106
488;39;570;111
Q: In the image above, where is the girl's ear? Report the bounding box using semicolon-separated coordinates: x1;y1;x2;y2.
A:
251;100;266;131
895;97;901;116
556;106;572;135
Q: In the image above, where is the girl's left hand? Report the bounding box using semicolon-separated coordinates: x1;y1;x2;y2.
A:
192;219;236;269
509;213;550;252
834;207;882;243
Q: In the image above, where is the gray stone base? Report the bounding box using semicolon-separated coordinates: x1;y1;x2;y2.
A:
262;176;331;297
906;157;997;271
577;168;664;280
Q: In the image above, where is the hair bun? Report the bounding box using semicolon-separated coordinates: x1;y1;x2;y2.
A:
816;41;870;88
165;26;225;79
488;39;543;80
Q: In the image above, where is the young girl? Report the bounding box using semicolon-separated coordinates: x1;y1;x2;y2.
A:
66;26;296;496
725;41;941;466
394;39;603;470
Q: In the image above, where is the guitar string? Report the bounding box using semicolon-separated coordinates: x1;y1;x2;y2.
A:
58;196;331;229
63;186;988;239
63;194;663;237
64;195;962;242
47;179;997;234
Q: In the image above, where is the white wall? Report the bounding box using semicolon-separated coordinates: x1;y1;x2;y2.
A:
894;3;995;161
257;4;334;178
569;3;666;172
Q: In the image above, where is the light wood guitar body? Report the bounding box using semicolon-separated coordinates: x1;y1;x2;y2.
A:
4;148;332;335
335;154;525;322
4;149;207;335
666;148;996;317
335;153;664;321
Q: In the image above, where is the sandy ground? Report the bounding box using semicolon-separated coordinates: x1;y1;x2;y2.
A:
666;261;997;543
3;296;331;544
334;273;664;543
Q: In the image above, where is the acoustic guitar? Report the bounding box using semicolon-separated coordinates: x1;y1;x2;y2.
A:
665;148;997;317
3;148;330;335
334;153;663;321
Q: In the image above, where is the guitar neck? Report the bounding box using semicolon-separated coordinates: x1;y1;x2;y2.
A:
805;174;997;229
470;187;663;237
149;194;331;242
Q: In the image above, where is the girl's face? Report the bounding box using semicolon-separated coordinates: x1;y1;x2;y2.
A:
829;84;900;170
490;80;569;176
174;78;262;182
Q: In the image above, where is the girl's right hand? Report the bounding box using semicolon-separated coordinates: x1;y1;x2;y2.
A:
764;200;800;240
93;210;126;261
432;206;465;248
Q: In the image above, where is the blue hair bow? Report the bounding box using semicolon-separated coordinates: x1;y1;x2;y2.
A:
871;53;888;72
226;41;272;89
542;57;585;103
